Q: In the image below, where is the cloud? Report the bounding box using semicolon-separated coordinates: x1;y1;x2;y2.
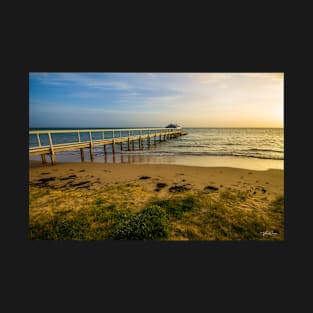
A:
188;73;283;87
30;73;132;91
30;73;284;128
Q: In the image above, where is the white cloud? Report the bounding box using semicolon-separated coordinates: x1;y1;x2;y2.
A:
30;73;132;90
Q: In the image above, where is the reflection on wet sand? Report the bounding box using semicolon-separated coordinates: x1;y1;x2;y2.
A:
29;150;284;171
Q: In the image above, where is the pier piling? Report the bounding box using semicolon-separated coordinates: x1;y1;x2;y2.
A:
29;127;187;165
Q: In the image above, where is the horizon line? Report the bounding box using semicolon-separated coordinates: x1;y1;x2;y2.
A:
29;126;284;129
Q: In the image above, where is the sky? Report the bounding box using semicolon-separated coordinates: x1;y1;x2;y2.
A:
29;72;284;128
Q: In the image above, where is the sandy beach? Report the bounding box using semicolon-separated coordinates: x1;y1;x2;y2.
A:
29;161;284;240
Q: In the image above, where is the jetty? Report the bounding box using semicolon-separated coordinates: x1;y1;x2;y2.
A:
29;127;188;165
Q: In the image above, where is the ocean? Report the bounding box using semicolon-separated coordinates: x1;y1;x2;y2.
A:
29;128;284;170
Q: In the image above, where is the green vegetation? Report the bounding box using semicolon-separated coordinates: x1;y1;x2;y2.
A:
109;205;169;240
220;189;248;201
29;187;284;240
152;195;199;218
29;201;170;240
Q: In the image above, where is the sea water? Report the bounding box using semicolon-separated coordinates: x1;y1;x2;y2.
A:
29;128;284;170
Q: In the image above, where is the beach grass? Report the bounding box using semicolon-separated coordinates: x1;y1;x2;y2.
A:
29;184;284;241
29;162;284;240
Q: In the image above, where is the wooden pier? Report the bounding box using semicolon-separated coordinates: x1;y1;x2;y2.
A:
29;128;188;165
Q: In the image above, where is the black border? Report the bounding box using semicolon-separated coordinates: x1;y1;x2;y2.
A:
6;20;303;310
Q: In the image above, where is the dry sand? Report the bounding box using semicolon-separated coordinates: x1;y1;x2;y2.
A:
29;161;283;213
30;161;283;195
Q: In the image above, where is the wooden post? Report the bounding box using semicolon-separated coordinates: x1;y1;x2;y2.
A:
128;131;130;151
103;145;107;162
37;133;46;164
36;133;41;147
132;139;135;150
50;149;56;165
120;142;123;151
47;132;53;147
89;131;94;161
80;148;84;161
148;135;150;148
112;139;115;154
139;137;142;150
89;143;94;161
47;132;56;165
41;154;47;164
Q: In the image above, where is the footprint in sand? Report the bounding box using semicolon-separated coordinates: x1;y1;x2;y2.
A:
204;185;219;191
155;182;167;192
169;185;190;193
59;175;78;180
139;176;151;180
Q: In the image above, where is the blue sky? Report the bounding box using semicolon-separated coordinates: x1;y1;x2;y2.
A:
29;73;284;128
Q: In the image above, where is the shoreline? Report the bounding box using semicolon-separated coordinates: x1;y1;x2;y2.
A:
29;153;284;171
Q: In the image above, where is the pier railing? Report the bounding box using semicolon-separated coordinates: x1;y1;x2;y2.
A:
29;127;186;165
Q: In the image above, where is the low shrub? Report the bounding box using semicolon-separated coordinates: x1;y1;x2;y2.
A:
109;205;169;240
153;195;198;218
